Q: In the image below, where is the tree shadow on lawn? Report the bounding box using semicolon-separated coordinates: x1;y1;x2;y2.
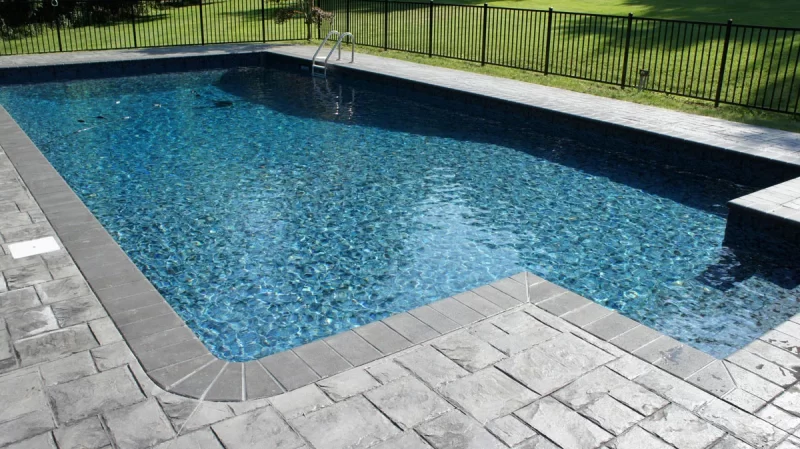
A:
215;5;307;22
353;0;800;27
618;0;798;26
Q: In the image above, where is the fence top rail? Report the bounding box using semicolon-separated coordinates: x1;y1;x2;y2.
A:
380;0;482;7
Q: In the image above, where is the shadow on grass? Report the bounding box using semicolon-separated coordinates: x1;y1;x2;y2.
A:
618;0;799;26
215;5;307;22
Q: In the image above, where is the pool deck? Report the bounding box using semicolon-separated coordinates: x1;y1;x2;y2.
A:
0;45;799;448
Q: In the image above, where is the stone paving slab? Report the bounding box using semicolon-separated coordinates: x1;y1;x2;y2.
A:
0;46;799;449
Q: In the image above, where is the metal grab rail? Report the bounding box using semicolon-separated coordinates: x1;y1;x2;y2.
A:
311;30;355;78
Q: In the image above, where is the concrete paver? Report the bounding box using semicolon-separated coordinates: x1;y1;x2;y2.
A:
291;396;399;449
438;368;537;425
364;376;452;429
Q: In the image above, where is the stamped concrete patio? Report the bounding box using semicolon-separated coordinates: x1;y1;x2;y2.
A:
0;46;799;449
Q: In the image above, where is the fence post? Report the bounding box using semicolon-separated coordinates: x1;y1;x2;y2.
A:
544;7;552;75
199;0;205;45
384;0;389;50
55;15;63;52
715;19;733;107
481;4;487;66
428;1;433;57
261;0;266;42
316;0;321;40
620;13;633;88
346;0;350;34
131;9;138;48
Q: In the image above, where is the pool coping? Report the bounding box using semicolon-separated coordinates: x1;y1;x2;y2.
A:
0;45;798;403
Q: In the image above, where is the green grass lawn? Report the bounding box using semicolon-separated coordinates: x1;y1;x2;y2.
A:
441;0;800;28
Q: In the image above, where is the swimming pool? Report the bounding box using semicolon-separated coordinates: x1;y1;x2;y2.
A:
1;65;798;361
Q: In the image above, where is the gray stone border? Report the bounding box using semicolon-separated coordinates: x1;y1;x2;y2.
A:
0;46;798;404
726;177;800;255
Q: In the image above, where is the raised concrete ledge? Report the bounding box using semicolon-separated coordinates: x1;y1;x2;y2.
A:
725;177;800;257
729;177;800;227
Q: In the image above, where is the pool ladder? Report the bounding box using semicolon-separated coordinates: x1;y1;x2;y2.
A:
312;31;355;78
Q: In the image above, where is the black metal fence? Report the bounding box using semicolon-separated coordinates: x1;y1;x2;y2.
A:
2;0;799;114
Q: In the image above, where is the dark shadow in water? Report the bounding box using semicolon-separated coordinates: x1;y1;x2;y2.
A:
210;66;800;296
212;66;752;217
696;246;800;291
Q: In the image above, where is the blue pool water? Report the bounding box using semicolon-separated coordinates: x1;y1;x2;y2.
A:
1;66;798;361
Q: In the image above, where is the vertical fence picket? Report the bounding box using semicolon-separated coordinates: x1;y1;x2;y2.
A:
620;13;633;88
428;1;433;57
544;7;552;75
383;0;388;50
55;12;63;52
131;10;138;48
715;19;733;107
199;0;205;45
262;0;267;42
481;3;487;66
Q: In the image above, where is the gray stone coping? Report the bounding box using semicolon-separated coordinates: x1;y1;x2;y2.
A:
0;47;798;409
729;177;800;227
731;177;800;220
0;43;281;68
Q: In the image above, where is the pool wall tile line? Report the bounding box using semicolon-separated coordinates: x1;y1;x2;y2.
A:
0;46;275;85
